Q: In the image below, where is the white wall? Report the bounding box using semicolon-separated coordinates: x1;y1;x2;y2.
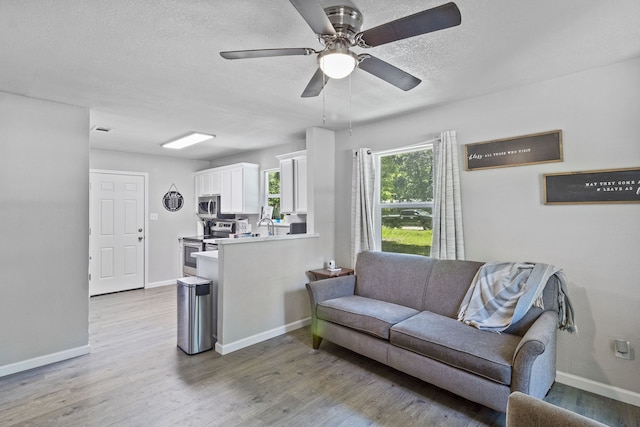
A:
0;92;90;373
306;127;336;256
90;149;210;284
334;58;640;398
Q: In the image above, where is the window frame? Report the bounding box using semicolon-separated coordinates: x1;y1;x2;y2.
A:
263;168;281;217
373;143;435;252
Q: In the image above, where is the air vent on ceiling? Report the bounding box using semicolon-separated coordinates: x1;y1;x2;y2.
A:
92;126;112;133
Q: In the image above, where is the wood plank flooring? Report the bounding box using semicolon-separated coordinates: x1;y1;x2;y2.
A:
1;286;638;426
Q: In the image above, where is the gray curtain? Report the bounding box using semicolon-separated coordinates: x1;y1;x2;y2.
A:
351;148;376;267
432;130;465;260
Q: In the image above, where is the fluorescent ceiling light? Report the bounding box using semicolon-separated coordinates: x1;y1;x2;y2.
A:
162;132;215;149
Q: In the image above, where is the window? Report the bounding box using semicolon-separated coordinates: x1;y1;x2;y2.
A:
375;145;434;256
264;168;281;219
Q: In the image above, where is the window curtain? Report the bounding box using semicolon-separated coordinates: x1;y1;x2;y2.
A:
351;148;376;267
432;130;465;260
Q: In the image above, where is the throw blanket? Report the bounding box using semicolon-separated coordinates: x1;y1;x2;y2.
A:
457;262;577;333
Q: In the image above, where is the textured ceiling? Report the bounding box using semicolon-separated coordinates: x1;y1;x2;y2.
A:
1;0;639;160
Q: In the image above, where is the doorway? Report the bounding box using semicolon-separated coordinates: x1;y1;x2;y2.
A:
89;170;148;296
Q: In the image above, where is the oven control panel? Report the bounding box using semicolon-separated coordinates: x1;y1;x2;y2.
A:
211;221;235;233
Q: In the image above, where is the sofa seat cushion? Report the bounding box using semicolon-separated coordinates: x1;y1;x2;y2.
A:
390;311;521;385
317;296;420;340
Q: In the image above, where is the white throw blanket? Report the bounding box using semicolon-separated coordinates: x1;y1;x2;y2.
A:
457;262;577;333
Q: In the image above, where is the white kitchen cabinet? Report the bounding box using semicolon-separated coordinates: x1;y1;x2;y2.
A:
277;151;307;214
219;163;260;214
279;158;294;214
209;171;221;195
220;168;232;212
195;172;208;197
230;168;244;213
294;156;307;213
195;170;221;197
196;163;259;214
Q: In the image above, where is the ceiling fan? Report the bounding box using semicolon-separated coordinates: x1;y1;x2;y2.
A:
220;1;461;98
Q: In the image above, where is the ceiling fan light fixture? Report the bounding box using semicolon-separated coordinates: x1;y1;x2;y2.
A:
318;48;358;79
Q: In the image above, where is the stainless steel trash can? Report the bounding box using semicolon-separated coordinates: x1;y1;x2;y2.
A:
177;276;213;354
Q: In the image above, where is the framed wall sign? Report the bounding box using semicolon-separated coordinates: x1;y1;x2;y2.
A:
544;167;640;204
465;130;563;171
162;183;184;212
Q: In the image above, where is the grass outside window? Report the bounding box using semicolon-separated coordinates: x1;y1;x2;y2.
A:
381;226;432;256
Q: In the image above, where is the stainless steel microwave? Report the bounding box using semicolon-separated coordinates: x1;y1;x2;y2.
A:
197;195;219;219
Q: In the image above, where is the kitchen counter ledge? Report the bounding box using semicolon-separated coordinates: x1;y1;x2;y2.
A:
192;250;218;260
204;233;318;245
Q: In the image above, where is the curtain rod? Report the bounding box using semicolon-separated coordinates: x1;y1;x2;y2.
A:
354;149;372;156
354;136;440;157
373;137;440;156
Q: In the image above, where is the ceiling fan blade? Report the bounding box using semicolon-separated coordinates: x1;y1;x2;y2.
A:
356;2;461;48
289;0;336;36
220;48;314;60
301;68;327;98
358;55;421;91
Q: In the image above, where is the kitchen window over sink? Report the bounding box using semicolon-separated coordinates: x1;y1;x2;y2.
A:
263;168;281;219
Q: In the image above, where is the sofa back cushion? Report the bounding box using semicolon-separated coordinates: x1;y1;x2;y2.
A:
425;259;562;336
423;260;484;317
355;251;436;311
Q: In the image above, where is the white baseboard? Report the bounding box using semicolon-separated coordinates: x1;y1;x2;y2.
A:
146;279;177;289
216;317;311;355
0;345;91;378
556;371;640;407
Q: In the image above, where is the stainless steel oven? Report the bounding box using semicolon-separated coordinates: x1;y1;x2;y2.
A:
180;220;235;276
181;239;203;276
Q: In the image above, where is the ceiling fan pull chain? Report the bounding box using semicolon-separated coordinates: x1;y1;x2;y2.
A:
349;73;353;136
322;73;326;125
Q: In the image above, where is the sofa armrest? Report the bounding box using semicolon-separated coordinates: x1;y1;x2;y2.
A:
511;310;558;396
305;275;356;348
306;275;356;310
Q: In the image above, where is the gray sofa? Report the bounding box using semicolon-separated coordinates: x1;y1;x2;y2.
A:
306;251;562;412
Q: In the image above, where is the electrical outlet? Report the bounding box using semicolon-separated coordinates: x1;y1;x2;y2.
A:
614;339;632;360
150;213;159;221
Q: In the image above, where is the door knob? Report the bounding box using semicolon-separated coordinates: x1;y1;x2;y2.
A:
138;236;144;242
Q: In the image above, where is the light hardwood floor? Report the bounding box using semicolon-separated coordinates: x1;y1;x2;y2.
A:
1;286;638;426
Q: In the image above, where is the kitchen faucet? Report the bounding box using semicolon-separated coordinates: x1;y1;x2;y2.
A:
257;217;275;236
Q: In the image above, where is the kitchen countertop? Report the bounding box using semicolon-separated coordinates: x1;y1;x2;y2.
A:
192;250;219;260
203;233;318;245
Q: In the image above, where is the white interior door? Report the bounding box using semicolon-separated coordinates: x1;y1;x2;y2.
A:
90;172;145;296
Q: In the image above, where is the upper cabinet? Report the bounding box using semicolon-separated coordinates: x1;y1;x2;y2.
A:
195;170;221;197
295;156;307;213
277;151;307;214
195;163;259;214
219;164;260;214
